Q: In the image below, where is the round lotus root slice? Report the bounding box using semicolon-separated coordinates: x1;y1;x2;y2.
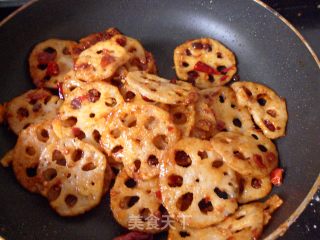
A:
71;27;122;59
101;103;180;180
160;138;239;228
74;39;130;82
29;39;76;88
190;93;218;140
238;175;272;204
174;38;237;89
6;89;62;135
38;138;108;216
12;121;57;193
53;81;124;149
231;81;288;139
60;70;86;99
125;71;198;105
110;170;166;233
0;149;14;168
200;87;255;134
211;131;278;178
110;35;157;74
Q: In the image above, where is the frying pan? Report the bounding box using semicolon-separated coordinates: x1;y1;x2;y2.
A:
0;0;319;239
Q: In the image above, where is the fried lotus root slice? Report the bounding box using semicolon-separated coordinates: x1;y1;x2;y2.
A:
0;149;14;167
101;103;180;180
231;81;288;139
174;38;237;89
74;40;130;82
110;170;166;233
126;71;198;105
38;138;108;216
53;81;123;149
190;92;218;140
160;138;239;228
29;39;76;88
200;87;255;134
169;104;195;137
238;175;272;204
110;35;157;74
71;27;121;59
211;131;278;178
263;195;283;225
12;121;57;193
6;89;62;135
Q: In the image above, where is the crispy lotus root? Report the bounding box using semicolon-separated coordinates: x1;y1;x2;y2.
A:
60;70;86;99
110;170;165;233
200;86;255;134
174;38;237;89
71;27;121;59
29;39;76;88
0;149;14;167
160;138;239;228
6;89;62;135
110;35;157;74
12;121;57;193
74;39;130;82
211;131;278;178
231;81;288;139
53;81;123;149
168;195;283;240
126;71;198;105
238;175;272;204
38;138;108;216
101;103;180;180
190;92;218;140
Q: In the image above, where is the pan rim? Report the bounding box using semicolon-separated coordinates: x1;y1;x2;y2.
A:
0;0;319;239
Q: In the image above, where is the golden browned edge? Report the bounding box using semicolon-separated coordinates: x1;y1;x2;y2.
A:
253;2;320;240
0;0;319;240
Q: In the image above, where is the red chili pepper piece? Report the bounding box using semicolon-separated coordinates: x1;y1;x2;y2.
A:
220;75;228;81
155;190;162;201
57;82;64;100
194;61;220;75
46;61;59;76
270;168;284;186
113;231;153;240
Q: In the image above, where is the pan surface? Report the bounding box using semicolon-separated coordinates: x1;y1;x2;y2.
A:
0;0;319;239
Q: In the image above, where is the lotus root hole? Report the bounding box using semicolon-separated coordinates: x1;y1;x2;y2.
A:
242;87;252;97
43;168;57;181
124;178;137;188
219;95;225;103
182;62;189;67
144;116;156;130
88;89;101;103
258;144;267;152
25;146;36;156
257;95;267;106
121;115;137;128
140;208;151;222
168;174;183;187
197;151;208;159
47;185;61;202
134;160;141;172
89;113;95;118
65;194;78;208
82;162;96;171
92;129;101;143
233;118;242;128
124;91;136;102
176;192;193;211
105;98;117;107
52;150;66;166
179;231;191;238
251;134;259;140
251;178;262;189
214;187;229;199
198;198;214;214
36;127;49;142
17;107;29;118
72;149;83;162
233;151;246;160
62;116;77;127
120;196;140;209
147;155;159;166
111;145;123;154
175;151;192;167
152;134;168;150
26;165;38;177
267;109;277;118
212;160;224;168
173;112;187;125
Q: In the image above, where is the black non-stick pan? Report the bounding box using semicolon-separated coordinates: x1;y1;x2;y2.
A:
0;0;319;239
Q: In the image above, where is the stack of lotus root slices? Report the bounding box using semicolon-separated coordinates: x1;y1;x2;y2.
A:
0;28;288;239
